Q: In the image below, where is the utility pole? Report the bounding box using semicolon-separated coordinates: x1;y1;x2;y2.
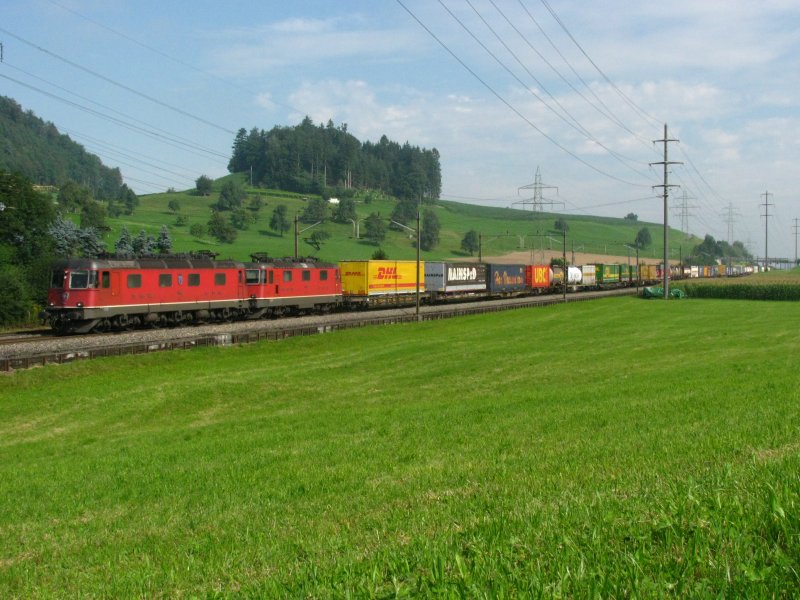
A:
792;218;799;267
293;214;322;259
720;203;741;271
515;166;561;212
650;124;682;299
672;190;696;239
760;191;774;270
515;167;563;262
416;208;421;321
721;203;741;246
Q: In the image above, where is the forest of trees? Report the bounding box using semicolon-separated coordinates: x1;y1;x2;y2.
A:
689;235;752;265
227;117;441;202
0;96;125;199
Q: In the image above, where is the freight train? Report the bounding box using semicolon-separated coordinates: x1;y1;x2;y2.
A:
40;256;747;334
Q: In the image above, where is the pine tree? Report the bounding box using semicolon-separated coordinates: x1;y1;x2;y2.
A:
115;225;134;257
156;225;172;254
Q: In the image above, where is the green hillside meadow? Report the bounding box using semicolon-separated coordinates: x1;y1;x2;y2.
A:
108;173;695;263
1;297;799;596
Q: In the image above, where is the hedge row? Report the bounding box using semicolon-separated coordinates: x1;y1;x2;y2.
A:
676;283;800;301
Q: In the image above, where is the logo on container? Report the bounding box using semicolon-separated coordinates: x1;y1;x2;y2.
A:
448;266;478;281
494;271;523;285
377;267;400;280
532;267;549;284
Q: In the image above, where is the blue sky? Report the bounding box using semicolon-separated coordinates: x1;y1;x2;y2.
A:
3;0;800;259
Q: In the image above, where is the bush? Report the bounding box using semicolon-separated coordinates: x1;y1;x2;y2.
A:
0;264;33;326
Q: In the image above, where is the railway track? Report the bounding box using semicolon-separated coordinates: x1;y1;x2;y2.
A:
1;287;638;372
0;329;51;346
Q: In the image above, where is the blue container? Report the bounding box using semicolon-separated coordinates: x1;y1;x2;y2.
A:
486;264;526;293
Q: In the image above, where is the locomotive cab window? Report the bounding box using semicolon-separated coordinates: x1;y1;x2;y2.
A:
69;270;90;289
89;270;99;288
268;271;274;284
283;271;292;283
245;269;261;285
214;273;226;286
320;270;328;281
188;273;200;286
302;271;311;282
101;271;110;288
127;274;142;288
50;270;66;289
159;274;173;287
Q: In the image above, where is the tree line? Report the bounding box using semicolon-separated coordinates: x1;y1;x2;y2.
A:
227;117;441;202
0;170;171;326
0;96;126;200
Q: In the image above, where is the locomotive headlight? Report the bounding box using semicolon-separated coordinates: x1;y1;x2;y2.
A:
77;302;84;308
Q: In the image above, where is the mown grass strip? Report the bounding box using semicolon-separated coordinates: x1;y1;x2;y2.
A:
0;297;798;597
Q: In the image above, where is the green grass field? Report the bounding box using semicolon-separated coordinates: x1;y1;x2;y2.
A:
1;297;798;597
102;173;696;263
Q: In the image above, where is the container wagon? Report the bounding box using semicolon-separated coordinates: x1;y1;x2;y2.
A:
486;264;526;294
339;260;425;306
425;262;487;299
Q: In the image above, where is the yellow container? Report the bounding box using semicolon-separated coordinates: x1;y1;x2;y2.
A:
339;260;425;297
639;264;656;281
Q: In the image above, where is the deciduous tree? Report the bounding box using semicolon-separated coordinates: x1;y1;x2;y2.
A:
195;175;213;196
420;209;440;251
635;227;652;249
364;212;386;245
269;204;290;237
461;230;479;256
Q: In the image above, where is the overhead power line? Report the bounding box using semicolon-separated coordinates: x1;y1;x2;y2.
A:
2;62;227;159
538;0;661;128
490;0;651;150
454;0;651;180
0;72;229;160
42;0;306;116
0;27;236;135
396;0;649;188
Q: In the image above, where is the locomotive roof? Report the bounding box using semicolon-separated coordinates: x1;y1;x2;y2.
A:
51;257;338;270
51;257;246;270
245;257;337;269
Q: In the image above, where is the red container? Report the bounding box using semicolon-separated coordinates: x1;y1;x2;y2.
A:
525;265;553;290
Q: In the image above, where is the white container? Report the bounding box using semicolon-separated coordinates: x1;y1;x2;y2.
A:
581;265;596;286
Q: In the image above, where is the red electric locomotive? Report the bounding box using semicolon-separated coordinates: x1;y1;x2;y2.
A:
42;256;342;334
243;256;341;319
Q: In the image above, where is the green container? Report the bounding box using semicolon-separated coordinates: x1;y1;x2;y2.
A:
622;264;638;282
595;264;621;284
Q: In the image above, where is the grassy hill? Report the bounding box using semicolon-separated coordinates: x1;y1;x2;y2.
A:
1;297;798;595
104;173;699;264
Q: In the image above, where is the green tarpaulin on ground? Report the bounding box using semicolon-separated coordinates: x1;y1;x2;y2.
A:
642;286;686;299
